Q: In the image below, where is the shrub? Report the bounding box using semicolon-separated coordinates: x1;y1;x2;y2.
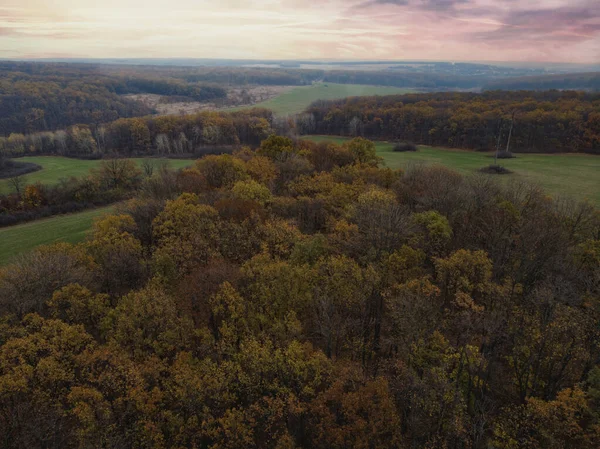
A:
393;142;418;152
480;164;513;175
495;151;516;159
0;160;42;179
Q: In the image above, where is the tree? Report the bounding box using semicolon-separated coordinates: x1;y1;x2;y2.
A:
8;174;25;195
245;155;279;186
0;243;95;317
434;249;492;312
258;135;295;160
152;193;221;277
0;124;598;448
69;125;97;155
348;116;362;137
194;154;248;189
351;188;412;257
231;179;272;205
307;373;403;449
492;387;600;449
109;282;195;359
86;214;145;295
344;137;379;165
411;210;452;257
22;184;43;208
309;256;378;359
140;158;159;177
47;284;110;338
129;118;151;152
0;315;96;447
95;158;142;190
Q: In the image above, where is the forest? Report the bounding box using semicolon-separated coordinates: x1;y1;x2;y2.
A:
305;91;600;153
321;69;600;91
0;108;277;159
321;70;484;89
0;158;145;227
0;62;228;135
483;72;600;91
4;90;600;159
178;68;323;86
0;108;279;225
0;135;598;448
4;60;599;138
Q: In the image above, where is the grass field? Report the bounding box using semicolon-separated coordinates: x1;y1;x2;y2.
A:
0;157;194;195
2;136;597;265
306;135;600;206
0;205;115;265
234;83;414;115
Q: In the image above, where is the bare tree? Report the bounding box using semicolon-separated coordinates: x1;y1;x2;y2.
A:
155;134;171;155
141;159;157;177
9;174;25;195
54;130;68;155
97;159;140;189
296;113;316;135
94;125;107;152
348;116;362;137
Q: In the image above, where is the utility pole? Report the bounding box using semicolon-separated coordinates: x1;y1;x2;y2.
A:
505;110;516;155
495;118;503;166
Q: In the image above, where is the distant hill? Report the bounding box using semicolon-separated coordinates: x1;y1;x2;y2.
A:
483;72;600;91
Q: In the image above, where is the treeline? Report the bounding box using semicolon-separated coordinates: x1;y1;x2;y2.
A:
0;136;599;448
181;67;324;86
0;62;228;135
96;64;325;86
322;70;484;89
321;69;600;92
305;91;600;153
113;78;226;101
0;158;40;180
484;72;600;91
0;159;172;227
0;69;152;135
0;109;280;157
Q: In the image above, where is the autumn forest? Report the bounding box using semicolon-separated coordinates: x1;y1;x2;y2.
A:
0;58;599;449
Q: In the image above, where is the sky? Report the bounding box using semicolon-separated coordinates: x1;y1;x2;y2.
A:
0;0;599;63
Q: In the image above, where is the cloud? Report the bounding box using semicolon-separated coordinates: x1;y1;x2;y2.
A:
470;2;600;43
0;0;598;63
361;0;469;11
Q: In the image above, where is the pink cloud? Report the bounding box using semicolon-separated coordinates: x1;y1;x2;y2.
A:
0;0;598;63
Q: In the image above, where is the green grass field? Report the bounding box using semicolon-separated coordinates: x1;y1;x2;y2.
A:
0;157;194;194
306;135;600;206
236;83;414;115
0;205;115;265
2;136;597;265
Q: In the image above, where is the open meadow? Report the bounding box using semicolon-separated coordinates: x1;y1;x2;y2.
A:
0;156;195;263
0;205;115;265
1;137;598;265
0;157;194;195
232;83;415;115
307;135;600;206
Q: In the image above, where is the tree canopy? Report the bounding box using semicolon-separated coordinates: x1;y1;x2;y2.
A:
1;135;599;448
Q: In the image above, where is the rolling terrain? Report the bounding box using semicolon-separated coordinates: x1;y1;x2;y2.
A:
233;83;415;115
0;157;195;194
0;205;115;265
307;136;600;206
